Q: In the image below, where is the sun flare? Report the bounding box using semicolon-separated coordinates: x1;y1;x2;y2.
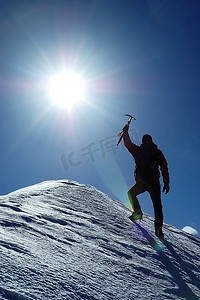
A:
48;70;86;108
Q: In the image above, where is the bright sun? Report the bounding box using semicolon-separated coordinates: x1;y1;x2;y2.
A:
48;70;86;108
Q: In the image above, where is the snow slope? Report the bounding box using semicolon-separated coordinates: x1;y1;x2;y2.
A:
0;180;199;300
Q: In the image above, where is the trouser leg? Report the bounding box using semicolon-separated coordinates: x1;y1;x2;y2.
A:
128;182;147;212
148;182;163;228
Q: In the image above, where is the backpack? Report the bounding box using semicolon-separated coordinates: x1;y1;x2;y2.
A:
134;144;161;180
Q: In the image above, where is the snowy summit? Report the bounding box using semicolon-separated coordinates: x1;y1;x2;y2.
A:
0;180;200;299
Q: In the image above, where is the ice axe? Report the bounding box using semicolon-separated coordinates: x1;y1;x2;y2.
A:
117;114;136;146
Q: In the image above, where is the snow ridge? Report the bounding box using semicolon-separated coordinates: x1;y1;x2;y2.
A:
0;180;200;300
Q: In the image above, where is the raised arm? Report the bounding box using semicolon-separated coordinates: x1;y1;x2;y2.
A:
123;130;139;155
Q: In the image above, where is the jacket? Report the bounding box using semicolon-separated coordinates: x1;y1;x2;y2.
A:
123;131;169;184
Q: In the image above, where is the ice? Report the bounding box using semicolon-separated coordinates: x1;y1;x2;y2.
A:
0;179;199;299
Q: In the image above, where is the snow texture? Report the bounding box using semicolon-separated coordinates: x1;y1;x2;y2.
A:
0;180;200;300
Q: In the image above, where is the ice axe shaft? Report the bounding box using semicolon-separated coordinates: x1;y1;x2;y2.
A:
117;114;136;146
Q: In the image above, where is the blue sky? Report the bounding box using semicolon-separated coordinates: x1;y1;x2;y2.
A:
0;0;200;235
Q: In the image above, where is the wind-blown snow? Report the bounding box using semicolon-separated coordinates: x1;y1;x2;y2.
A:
0;180;200;300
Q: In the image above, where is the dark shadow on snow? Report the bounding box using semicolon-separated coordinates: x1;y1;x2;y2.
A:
0;286;28;300
134;222;200;300
162;239;200;289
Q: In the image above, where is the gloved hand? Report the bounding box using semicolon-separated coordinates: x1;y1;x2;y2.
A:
163;184;169;194
123;124;129;132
